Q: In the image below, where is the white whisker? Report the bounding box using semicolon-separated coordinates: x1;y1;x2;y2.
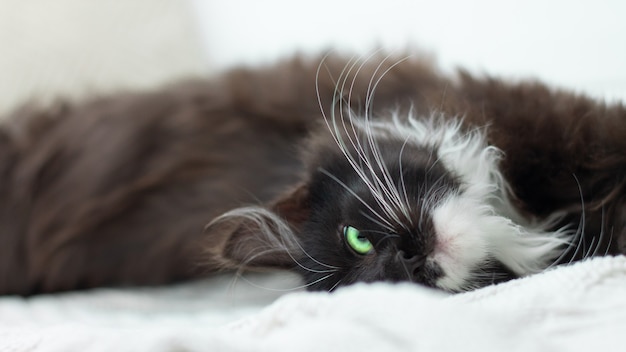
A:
604;227;614;257
591;206;606;258
567;174;587;265
398;136;415;226
583;236;596;260
318;167;395;229
328;278;343;292
358;210;396;233
362;56;413;225
317;53;421;235
235;272;336;292
321;56;402;226
293;239;341;270
210;206;336;274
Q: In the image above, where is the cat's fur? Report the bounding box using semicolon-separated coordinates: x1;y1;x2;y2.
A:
0;54;624;295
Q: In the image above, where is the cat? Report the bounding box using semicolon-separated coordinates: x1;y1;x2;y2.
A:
0;53;624;296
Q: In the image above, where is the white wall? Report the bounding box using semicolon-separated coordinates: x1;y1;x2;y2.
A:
0;1;208;114
191;0;626;102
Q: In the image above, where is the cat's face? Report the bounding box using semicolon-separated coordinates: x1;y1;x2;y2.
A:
295;135;461;290
291;118;520;292
216;114;569;292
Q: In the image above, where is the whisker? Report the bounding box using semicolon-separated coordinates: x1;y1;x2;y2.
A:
362;55;413;220
273;242;337;275
293;239;341;270
398;256;413;282
365;54;412;120
240;243;335;275
316;52;356;133
543;174;586;271
209;206;338;274
319;167;395;229
235;272;336;292
347;49;384;120
358;58;415;228
365;230;401;238
583;236;596;260
590;206;606;258
418;173;450;230
397;135;415;225
603;227;614;257
567;174;587;265
325;53;416;232
373;233;402;248
328;279;343;292
321;57;401;226
359;210;396;233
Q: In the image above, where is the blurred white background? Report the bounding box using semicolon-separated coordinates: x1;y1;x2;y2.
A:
0;0;624;114
0;0;207;113
192;0;626;102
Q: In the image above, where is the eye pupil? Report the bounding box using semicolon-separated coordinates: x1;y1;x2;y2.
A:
343;225;373;255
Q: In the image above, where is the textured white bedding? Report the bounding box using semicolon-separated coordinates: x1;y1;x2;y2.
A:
2;2;625;352
1;256;625;351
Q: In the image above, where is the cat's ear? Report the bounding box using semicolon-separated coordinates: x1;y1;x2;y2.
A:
207;183;311;271
270;182;311;229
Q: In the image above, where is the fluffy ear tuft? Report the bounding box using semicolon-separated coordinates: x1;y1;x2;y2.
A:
205;183;311;271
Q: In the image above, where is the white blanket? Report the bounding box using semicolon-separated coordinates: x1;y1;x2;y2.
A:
1;256;624;352
2;4;624;350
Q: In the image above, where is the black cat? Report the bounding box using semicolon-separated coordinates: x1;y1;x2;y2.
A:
1;54;624;295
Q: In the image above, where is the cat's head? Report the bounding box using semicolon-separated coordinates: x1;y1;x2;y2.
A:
212;112;570;292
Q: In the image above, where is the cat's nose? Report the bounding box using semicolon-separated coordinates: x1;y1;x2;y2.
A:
395;250;443;285
395;250;426;275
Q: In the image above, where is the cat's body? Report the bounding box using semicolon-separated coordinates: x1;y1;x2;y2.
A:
1;54;624;295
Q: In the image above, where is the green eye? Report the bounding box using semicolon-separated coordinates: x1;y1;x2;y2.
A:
343;226;373;255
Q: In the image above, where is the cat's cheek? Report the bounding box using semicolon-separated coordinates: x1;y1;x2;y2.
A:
429;194;490;291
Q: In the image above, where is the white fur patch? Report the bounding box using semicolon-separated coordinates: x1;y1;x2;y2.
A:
430;194;490;291
364;113;572;291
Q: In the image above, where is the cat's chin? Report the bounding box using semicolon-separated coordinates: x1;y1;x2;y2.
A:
432;258;519;293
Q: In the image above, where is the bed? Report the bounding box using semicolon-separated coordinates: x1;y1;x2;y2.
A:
1;256;624;351
1;2;625;351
